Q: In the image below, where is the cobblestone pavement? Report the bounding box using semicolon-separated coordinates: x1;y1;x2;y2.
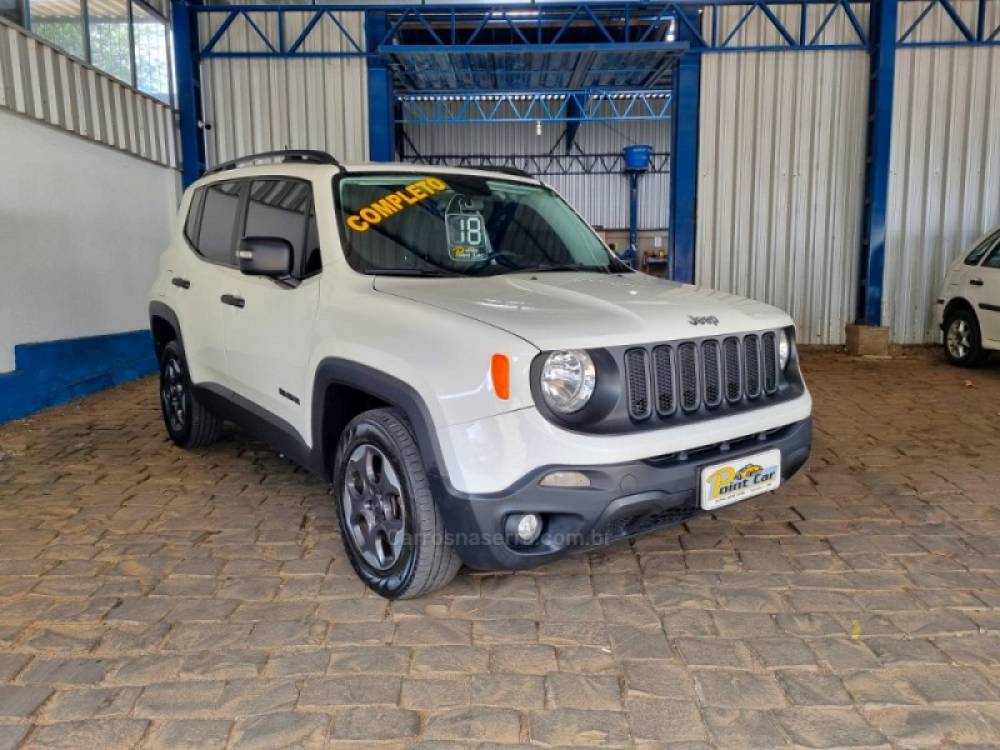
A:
0;349;999;749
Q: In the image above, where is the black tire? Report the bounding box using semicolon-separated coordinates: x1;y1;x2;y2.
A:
333;408;461;599
159;341;223;448
943;308;990;368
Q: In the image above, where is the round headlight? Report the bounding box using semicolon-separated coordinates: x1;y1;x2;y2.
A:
778;330;791;370
541;350;596;414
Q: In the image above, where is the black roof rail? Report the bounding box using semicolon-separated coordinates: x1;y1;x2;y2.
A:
205;149;341;175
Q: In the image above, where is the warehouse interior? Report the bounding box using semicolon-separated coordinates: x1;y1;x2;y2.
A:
1;0;1000;747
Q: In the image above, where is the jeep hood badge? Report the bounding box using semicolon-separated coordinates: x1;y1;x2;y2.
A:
688;315;719;326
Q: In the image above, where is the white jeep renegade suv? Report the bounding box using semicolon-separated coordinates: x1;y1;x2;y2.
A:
149;150;812;598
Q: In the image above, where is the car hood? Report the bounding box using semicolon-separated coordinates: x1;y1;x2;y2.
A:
372;272;793;351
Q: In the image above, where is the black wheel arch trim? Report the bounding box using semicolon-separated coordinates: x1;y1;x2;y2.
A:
311;358;448;485
149;301;186;365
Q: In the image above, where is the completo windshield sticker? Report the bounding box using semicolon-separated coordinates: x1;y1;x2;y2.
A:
345;177;448;232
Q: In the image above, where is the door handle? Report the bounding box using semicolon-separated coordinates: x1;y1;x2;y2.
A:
171;277;190;289
220;294;245;308
970;279;984;286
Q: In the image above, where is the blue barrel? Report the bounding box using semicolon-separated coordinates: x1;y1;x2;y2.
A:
623;144;653;171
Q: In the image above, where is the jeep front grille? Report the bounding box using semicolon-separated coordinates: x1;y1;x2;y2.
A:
624;332;780;421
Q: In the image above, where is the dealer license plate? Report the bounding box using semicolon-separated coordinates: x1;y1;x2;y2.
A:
700;449;781;511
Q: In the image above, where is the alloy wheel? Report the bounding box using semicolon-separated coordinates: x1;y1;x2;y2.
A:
161;358;187;434
343;443;407;571
946;318;971;360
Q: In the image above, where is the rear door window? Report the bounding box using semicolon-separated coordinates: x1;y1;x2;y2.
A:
242;179;318;278
195;181;242;266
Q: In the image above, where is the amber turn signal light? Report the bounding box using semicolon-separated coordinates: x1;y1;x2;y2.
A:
491;354;510;400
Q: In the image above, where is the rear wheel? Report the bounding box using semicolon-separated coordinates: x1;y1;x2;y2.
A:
333;408;461;599
944;309;990;367
159;341;223;448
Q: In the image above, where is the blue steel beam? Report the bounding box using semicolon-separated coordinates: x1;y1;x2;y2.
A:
856;0;897;326
668;8;700;284
172;0;206;187
366;11;396;161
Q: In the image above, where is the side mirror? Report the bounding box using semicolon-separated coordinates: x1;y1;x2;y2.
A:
238;237;293;278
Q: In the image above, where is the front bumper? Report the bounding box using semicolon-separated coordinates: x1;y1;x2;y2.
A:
433;417;812;570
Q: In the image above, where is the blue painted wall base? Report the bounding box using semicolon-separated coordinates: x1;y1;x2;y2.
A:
0;331;157;424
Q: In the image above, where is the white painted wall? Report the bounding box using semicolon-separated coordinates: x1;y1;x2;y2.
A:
0;109;180;372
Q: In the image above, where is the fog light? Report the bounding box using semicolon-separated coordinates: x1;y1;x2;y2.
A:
506;513;543;546
539;471;591;488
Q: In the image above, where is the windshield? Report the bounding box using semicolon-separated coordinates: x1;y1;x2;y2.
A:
335;173;629;277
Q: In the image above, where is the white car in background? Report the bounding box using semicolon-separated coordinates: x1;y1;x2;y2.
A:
149;151;813;598
938;229;1000;367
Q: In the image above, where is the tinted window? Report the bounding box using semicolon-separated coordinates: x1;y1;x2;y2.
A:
984;245;1000;270
243;180;319;277
965;232;999;265
197;181;242;265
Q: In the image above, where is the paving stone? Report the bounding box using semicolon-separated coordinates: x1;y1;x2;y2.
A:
0;726;29;750
489;645;556;675
866;637;949;665
530;708;631;747
299;675;401;706
472;673;544;708
133;681;226;719
142;719;232;750
424;706;521;743
900;665;1000;703
331;706;420;740
776;708;887;748
400;678;471;710
693;670;785;709
40;687;140;721
776;670;853;706
394;619;472;646
229;712;329;750
623;660;696;701
608;625;672;659
18;658;115;686
747;638;818;668
864;707;998;747
327;647;411;674
841;670;921;705
703;708;790;749
626;698;707;742
545;672;622;710
0;685;52;717
24;719;149;750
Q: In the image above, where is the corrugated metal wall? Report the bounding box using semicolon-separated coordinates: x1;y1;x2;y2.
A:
403;119;670;230
696;5;869;345
0;18;177;168
883;1;1000;343
197;11;368;166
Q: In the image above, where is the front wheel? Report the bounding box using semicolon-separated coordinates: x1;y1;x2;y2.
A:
332;408;461;599
944;309;990;368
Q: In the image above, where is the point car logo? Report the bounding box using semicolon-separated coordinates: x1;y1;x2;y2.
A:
705;461;778;501
688;315;719;326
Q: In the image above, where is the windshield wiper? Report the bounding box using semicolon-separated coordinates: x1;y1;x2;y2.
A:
365;268;456;277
